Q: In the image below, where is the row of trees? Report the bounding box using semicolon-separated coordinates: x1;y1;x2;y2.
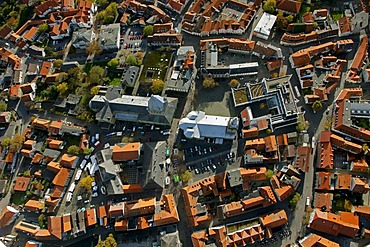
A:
202;78;241;89
1;134;25;152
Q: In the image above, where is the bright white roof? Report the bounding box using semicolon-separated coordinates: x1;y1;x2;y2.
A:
254;12;277;36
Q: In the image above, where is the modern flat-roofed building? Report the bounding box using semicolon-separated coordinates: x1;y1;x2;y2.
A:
253;12;277;40
179;111;239;144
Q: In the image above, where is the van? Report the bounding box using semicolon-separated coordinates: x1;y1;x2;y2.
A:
66;192;73;203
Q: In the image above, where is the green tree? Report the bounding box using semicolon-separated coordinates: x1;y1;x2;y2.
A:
143;25;154;36
296;116;309;132
135;51;144;65
85;40;102;56
37;23;49;33
80;175;94;191
150;79;165;94
38;214;48;229
90;86;100;96
313;22;318;29
263;0;276;14
267;169;274;179
53;59;63;69
95;0;109;8
0;101;7;111
286;15;294;23
89;66;105;84
107;58;119;68
312;100;323;112
83;148;92;155
10;134;24;152
229;79;240;88
363;143;369;153
125;55;137;66
289;192;301;208
202;77;219;89
181;170;192;183
1;137;11;147
344;199;353;212
67;145;79;155
56;82;69;97
276;11;288;29
23;170;31;177
96;234;117;247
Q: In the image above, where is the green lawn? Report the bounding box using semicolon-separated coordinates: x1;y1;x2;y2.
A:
10;191;27;206
140;51;172;82
107;71;122;87
109;78;121;86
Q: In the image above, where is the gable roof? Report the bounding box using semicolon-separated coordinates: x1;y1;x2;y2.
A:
14;177;31;191
48;216;62;239
52;168;70;187
0;206;18;227
276;0;302;14
112;142;140;162
40;61;52;76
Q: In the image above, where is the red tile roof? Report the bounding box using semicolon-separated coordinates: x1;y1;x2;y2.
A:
14;177;31;191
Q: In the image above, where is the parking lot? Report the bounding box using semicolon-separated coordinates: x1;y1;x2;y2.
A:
121;28;144;52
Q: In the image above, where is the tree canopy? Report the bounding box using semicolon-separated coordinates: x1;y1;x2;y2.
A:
143;25;154;36
125;55;138;66
203;77;219;89
181;170;192;183
90;86;100;96
80;176;94;191
9;134;25;152
312;100;323;112
96;234;117;247
289;192;301;208
263;0;276;14
266;169;274;180
56;82;69;97
37;23;49;33
229;79;240;88
67;145;79;155
1;137;11;147
53;59;63;69
96;3;118;24
107;58;119;68
86;40;102;56
89;66;105;84
150;79;165;94
0;101;7;111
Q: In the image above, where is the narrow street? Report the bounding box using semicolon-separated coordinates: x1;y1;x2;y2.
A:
281;48;353;245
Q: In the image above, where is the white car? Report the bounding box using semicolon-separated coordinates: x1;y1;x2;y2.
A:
75;170;82;181
104;143;110;149
66;192;73;203
93;186;98;192
92;192;98;198
117;132;122;137
95;133;100;141
91;181;96;187
100;186;107;195
165;176;170;186
80;160;87;169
